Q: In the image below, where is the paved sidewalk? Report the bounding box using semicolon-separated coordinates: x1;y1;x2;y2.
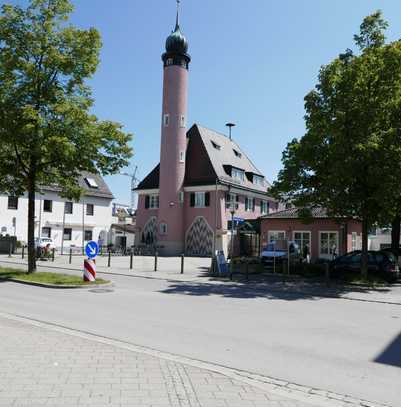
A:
0;314;325;407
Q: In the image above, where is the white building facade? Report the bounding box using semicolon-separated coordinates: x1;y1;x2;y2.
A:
0;173;114;252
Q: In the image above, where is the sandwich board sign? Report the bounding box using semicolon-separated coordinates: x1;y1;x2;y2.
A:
216;250;228;276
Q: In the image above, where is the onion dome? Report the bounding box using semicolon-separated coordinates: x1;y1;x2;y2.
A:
165;23;189;55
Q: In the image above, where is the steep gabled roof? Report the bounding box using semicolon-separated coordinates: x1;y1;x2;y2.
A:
43;171;114;199
192;124;270;193
135;164;160;190
136;124;271;195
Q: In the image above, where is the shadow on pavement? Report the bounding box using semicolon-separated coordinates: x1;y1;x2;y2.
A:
375;331;401;368
159;276;392;301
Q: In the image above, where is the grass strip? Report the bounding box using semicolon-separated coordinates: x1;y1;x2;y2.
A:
0;267;109;286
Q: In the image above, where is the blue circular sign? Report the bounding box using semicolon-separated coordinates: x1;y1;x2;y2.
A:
85;241;99;259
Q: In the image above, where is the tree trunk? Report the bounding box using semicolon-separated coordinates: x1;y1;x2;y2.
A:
361;217;369;278
27;174;36;273
391;215;400;256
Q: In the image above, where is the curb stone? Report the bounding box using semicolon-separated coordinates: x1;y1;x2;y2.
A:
0;311;391;407
0;277;113;289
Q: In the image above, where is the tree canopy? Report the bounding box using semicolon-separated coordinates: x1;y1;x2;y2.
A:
271;11;401;274
0;0;133;271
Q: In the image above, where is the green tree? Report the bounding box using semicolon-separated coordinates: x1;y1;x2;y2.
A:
271;11;401;276
0;0;133;272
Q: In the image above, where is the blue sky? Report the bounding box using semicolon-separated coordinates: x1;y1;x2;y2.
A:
12;1;401;204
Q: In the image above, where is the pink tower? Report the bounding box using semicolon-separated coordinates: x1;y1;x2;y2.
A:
158;1;191;254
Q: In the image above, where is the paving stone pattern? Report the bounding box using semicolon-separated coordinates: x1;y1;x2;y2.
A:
0;316;317;407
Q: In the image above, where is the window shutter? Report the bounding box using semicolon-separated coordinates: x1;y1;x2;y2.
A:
205;192;210;207
145;196;150;209
252;198;255;211
190;193;195;207
236;194;239;202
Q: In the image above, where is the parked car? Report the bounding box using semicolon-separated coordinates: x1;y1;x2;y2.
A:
330;250;398;282
261;241;300;266
34;237;56;251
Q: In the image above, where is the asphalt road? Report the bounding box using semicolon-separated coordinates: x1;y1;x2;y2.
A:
0;273;400;406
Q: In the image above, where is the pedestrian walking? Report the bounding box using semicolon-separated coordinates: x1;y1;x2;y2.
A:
303;244;310;263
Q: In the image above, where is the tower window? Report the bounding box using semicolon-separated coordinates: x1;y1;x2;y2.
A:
181;60;187;68
179;191;184;204
163;114;170;127
166;58;173;66
180;115;186;128
179;151;185;163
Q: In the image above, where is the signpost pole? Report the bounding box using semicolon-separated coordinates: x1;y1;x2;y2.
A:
287;238;290;275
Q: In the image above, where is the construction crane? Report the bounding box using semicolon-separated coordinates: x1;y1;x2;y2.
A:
120;166;139;212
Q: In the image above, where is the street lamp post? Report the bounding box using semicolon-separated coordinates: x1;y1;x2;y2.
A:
229;203;236;279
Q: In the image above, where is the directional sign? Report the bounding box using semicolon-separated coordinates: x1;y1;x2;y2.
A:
85;240;99;259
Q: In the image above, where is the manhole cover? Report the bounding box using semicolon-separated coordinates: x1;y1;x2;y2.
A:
89;288;114;293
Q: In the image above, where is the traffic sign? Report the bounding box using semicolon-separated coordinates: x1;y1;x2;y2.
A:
85;240;99;259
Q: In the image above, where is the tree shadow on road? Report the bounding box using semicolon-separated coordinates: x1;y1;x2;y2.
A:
159;277;392;301
374;331;401;368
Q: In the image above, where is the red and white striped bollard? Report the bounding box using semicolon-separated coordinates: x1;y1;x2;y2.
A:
84;258;96;282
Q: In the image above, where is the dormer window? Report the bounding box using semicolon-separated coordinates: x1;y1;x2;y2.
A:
233;149;242;158
85;177;98;188
253;175;264;186
232;167;245;182
211;141;221;150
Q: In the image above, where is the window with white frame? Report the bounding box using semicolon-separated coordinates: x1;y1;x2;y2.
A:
245;197;255;212
268;231;286;243
351;232;357;251
320;232;338;256
179;151;185;162
159;223;168;235
163;114;170;127
180;115;186;128
195;192;206;208
86;203;94;216
294;231;311;253
179;191;184;204
166;58;173;66
232;167;245;182
65;201;73;214
7;196;18;210
260;200;269;215
150;195;159;209
41;227;51;238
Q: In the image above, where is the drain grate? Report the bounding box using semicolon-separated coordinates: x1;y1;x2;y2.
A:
89;288;114;293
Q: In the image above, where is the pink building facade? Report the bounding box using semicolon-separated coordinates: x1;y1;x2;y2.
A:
135;7;276;256
260;208;362;262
